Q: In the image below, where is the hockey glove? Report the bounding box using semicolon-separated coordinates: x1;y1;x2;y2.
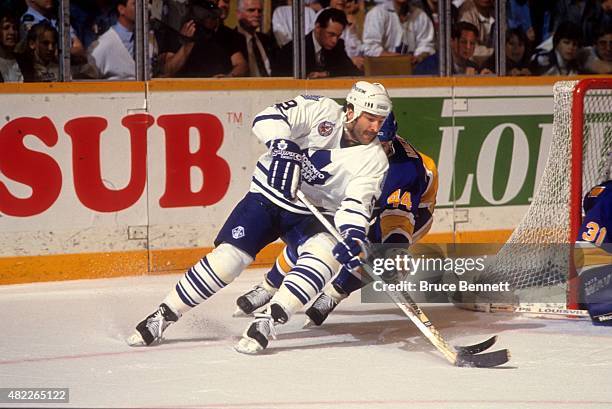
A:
268;139;302;200
333;226;369;271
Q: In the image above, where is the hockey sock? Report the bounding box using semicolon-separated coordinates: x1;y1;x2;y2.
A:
282;252;336;306
170;243;253;313
265;246;297;289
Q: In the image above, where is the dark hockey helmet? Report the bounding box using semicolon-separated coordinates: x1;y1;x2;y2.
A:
377;111;397;142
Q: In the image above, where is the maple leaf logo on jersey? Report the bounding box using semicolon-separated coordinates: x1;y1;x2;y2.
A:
317;121;335;137
277;140;288;150
301;150;332;185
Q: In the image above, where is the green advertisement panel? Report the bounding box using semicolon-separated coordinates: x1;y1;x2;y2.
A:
391;96;554;209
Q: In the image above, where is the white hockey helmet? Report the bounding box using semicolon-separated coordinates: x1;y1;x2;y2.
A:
345;81;392;122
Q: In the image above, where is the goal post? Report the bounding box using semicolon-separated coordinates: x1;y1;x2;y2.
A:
569;78;612;308
457;79;612;315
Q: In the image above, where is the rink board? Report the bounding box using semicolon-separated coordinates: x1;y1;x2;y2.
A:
0;77;580;284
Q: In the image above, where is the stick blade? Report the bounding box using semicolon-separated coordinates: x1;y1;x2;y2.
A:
454;336;497;355
455;349;510;368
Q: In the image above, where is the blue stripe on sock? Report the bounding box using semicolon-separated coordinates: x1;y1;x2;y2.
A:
189;266;216;297
294;262;327;286
291;266;324;292
176;282;197;307
299;255;334;278
186;269;212;299
284;281;309;305
202;258;227;287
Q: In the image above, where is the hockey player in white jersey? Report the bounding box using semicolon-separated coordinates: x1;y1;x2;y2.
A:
235;112;439;327
127;81;392;347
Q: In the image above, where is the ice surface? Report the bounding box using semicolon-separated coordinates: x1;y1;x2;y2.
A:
1;269;611;409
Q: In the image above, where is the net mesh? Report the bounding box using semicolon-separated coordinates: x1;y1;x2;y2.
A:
470;80;612;305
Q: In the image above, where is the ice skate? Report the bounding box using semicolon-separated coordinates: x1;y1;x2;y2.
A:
126;303;179;346
303;284;347;327
234;283;275;316
234;303;287;354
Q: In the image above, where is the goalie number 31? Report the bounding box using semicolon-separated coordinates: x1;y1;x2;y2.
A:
582;221;607;245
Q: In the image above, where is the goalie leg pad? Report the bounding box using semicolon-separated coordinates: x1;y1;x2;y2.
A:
170;243;253;313
580;265;612;326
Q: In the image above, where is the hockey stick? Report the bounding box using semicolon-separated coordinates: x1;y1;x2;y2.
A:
296;191;510;368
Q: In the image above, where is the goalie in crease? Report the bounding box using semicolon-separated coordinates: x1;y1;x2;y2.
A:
127;81;392;349
576;177;612;326
235;111;439;327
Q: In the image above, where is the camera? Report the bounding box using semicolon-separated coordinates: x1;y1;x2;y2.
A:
190;0;222;25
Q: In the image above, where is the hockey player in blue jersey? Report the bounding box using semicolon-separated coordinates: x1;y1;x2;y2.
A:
576;179;612;325
235;112;439;327
127;81;392;347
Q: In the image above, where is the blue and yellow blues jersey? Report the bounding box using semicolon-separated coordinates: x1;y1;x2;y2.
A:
578;180;612;246
576;180;612;325
370;136;438;244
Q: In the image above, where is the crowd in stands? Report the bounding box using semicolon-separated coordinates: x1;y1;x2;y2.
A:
0;0;611;82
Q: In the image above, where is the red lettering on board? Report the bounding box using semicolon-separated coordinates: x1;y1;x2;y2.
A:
64;114;154;212
157;113;231;208
0;117;61;216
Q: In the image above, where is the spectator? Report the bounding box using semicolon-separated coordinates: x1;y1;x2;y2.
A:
529;0;555;45
88;0;136;79
483;28;531;75
579;24;612;74
457;0;494;65
531;20;581;75
583;0;612;45
343;0;363;60
156;0;247;78
217;0;230;21
70;0;115;50
397;1;437;66
20;0;85;61
552;0;603;47
450;21;482;74
504;27;532;75
211;0;250;75
155;18;196;78
0;9;24;81
362;0;435;66
507;0;535;43
21;21;59;82
272;0;318;47
345;0;364;40
272;7;360;77
316;0;364;69
421;0;458;38
236;0;276;76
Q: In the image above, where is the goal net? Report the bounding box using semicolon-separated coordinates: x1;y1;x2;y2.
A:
458;79;612;313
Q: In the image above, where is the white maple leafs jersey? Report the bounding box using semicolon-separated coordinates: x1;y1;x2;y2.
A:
249;94;389;233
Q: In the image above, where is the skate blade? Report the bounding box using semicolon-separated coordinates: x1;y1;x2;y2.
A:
232;307;249;318
302;318;315;329
126;332;146;347
234;337;264;355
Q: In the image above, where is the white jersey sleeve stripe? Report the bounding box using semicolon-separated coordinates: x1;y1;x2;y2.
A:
343;198;363;205
343;208;370;220
252;113;290;128
251;176;311;213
